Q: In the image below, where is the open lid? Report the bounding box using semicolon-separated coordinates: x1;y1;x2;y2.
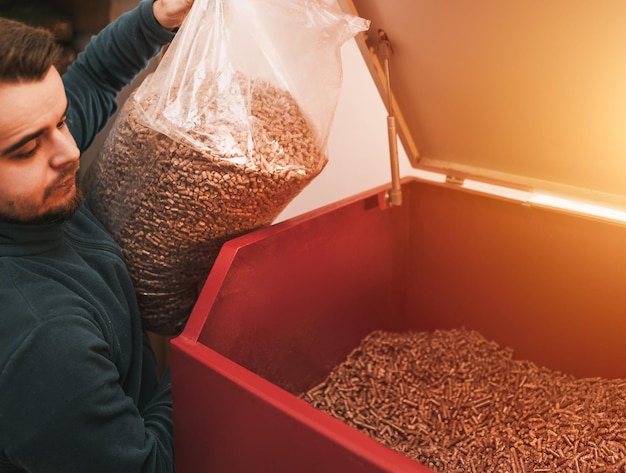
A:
339;0;626;208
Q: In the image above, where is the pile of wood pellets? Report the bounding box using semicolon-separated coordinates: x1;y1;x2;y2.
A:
300;329;626;473
87;75;326;335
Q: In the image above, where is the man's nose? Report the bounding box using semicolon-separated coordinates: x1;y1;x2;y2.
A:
49;127;80;169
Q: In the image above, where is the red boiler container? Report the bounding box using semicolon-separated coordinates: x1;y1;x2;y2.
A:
171;177;626;472
171;0;626;471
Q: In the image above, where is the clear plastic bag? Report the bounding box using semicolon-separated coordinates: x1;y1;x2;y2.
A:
88;0;369;335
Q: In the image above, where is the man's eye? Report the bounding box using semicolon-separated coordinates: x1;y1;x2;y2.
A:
13;142;41;159
57;117;68;130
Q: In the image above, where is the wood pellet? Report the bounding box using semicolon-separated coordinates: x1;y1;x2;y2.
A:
87;74;326;335
300;329;626;473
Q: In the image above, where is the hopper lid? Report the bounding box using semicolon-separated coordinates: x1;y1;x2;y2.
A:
340;0;626;208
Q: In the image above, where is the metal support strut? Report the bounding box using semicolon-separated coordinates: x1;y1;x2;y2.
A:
378;29;402;207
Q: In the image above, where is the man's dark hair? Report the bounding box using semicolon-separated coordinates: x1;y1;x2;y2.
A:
0;17;62;83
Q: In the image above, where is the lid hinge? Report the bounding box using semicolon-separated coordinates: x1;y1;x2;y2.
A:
377;29;402;207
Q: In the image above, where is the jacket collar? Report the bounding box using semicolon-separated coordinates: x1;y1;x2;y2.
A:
0;220;65;256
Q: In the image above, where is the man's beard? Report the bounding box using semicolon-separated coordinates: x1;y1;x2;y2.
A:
0;180;84;225
30;187;84;224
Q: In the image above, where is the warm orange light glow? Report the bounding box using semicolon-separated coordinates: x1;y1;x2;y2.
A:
410;172;626;224
529;194;626;223
455;178;626;224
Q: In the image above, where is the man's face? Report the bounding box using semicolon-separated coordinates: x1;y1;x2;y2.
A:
0;67;81;224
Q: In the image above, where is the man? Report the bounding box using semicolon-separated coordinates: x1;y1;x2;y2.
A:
0;0;193;471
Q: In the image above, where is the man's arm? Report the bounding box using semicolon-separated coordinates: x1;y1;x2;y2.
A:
62;0;176;152
0;316;174;473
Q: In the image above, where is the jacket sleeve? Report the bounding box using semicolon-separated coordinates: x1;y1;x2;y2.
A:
0;315;174;473
63;0;175;152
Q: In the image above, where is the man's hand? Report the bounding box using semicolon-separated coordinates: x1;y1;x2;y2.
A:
153;0;194;30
